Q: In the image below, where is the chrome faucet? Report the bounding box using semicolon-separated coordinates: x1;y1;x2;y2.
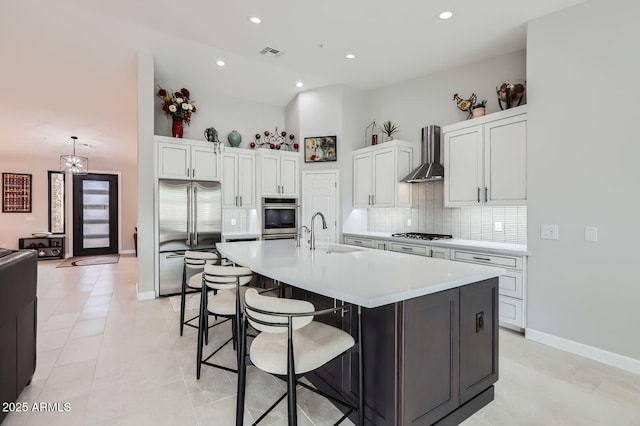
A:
309;212;327;250
295;225;310;247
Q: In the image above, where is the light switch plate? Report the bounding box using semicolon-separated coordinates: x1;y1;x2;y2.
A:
231;218;237;226
541;224;559;240
494;221;503;232
407;218;412;227
585;226;598;242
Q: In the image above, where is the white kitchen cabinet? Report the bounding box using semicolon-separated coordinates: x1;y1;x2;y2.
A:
450;248;527;330
157;137;220;181
443;106;526;206
222;148;256;208
389;242;430;256
343;236;376;248
352;140;415;208
430;246;451;260
259;151;299;197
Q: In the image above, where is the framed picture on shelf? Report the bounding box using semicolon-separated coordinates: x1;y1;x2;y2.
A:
2;172;32;213
304;136;337;163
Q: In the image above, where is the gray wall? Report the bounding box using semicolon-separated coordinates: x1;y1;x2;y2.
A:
527;0;640;359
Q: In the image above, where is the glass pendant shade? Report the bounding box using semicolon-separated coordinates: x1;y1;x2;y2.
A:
60;136;89;174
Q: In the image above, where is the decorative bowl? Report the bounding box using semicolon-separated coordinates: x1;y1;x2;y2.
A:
32;232;52;238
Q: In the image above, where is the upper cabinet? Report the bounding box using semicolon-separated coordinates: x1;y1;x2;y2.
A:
222;148;256;208
443;106;527;207
259;151;300;197
156;136;221;181
352;140;415;208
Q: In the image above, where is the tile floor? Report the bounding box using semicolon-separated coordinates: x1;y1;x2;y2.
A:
4;256;640;425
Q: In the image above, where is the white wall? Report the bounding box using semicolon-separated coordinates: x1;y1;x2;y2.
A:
369;50;527;138
288;85;369;227
527;0;640;360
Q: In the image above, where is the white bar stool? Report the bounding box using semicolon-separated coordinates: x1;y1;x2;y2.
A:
180;250;220;336
236;288;362;425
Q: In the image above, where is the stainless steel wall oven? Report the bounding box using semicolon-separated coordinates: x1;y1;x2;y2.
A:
261;197;298;239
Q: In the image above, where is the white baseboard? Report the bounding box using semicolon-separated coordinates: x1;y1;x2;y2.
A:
525;328;640;375
135;281;156;301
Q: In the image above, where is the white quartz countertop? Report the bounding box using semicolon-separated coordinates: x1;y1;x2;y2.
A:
217;239;505;308
343;232;529;256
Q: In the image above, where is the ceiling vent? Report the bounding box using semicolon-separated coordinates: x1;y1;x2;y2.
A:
259;46;284;57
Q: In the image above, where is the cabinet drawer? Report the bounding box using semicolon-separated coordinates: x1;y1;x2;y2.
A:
430;247;450;260
344;237;375;248
499;270;523;299
452;250;521;269
499;295;523;329
389;243;430;256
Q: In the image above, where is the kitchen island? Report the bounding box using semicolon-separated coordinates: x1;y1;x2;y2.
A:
217;239;505;425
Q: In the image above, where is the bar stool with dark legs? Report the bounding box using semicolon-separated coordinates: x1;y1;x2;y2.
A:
236;288;363;425
196;264;253;379
180;250;220;336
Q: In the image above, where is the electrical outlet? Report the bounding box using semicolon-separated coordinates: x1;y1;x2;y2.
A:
494;221;503;232
407;218;412;227
231;218;237;226
585;226;598;242
541;224;559;240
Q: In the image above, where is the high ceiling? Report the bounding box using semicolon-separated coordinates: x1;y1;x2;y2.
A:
0;0;587;167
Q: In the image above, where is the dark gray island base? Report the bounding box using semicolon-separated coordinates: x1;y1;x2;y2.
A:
289;277;498;425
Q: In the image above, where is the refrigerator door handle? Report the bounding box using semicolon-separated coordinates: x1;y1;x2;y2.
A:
193;186;198;246
186;186;191;246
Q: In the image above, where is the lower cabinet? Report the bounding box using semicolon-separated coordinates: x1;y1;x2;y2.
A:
293;278;499;425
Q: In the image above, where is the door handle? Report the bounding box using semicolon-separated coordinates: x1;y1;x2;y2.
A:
485;187;488;202
239;195;242;206
477;187;481;203
368;195;371;205
372;194;375;205
472;256;491;262
186;187;191;245
187;168;190;178
192;168;195;178
193;187;198;246
235;195;238;206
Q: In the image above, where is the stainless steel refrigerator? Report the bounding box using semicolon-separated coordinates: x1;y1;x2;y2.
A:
158;179;222;296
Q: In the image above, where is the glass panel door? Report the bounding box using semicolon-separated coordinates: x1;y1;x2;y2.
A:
73;173;118;256
48;171;65;234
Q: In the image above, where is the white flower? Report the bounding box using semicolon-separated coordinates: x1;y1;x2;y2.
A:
182;103;190;110
168;104;177;112
175;97;184;104
188;104;194;111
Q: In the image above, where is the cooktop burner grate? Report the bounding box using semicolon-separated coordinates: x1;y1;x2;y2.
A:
391;232;453;241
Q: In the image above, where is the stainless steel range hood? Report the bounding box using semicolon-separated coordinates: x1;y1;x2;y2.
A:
402;125;444;183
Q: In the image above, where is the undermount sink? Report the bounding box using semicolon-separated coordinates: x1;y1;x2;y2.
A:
317;244;363;254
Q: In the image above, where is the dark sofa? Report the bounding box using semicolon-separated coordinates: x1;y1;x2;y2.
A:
0;249;37;423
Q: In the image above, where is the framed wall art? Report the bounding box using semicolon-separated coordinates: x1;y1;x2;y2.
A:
304;136;337;163
2;172;32;213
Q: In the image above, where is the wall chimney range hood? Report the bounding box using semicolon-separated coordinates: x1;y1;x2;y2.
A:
402;125;444;183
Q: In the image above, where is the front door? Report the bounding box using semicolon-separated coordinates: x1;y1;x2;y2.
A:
73;173;119;256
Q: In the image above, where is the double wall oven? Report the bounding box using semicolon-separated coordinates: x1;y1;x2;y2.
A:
261;197;299;240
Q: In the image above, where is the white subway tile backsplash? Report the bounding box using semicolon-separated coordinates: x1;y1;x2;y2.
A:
368;183;527;245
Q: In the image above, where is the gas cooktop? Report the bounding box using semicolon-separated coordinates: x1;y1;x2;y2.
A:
391;232;453;241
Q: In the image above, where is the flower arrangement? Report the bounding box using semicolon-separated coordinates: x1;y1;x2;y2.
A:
382;120;399;138
157;87;196;124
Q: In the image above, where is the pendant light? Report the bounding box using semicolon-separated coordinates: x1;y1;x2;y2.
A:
60;136;89;174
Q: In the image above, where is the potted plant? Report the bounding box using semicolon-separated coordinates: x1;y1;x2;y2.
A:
471;99;487;118
382;120;399;141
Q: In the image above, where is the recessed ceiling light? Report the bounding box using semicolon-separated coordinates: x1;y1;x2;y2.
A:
216;59;225;67
250;16;261;24
439;11;453;20
296;81;304;88
345;53;356;59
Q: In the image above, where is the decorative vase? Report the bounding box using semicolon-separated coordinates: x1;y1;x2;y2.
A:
472;107;486;118
227;130;242;147
172;119;184;138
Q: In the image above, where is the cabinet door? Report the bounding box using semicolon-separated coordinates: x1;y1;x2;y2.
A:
459;278;498;404
260;153;280;196
372;148;395;207
279;156;299;196
158;142;190;179
237;154;255;208
484;115;527;205
191;146;219;181
431;247;450;260
375;240;387;250
221;154;238;207
353;153;373;208
403;288;460;426
444;127;483;206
